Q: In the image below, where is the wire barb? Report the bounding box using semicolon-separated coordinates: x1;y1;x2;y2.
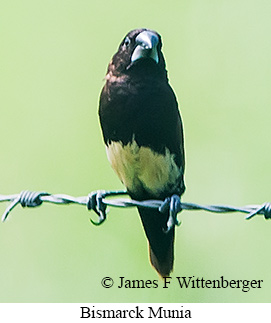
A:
1;190;49;222
246;202;271;220
0;190;270;226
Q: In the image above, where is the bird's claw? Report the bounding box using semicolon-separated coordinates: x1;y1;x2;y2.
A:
159;194;182;233
87;190;108;226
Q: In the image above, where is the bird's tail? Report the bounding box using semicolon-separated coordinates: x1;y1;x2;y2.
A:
138;207;175;277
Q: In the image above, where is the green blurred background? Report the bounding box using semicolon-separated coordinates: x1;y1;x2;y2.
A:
0;0;270;302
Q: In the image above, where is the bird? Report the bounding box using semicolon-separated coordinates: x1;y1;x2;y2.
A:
98;28;185;277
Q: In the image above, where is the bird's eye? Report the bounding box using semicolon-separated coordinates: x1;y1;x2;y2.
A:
123;37;130;47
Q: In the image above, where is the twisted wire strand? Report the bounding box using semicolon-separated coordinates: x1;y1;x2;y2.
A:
0;190;270;223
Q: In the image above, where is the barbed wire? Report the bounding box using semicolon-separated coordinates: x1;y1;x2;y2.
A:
1;190;271;229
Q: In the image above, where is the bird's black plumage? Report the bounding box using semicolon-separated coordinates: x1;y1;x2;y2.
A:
98;28;185;276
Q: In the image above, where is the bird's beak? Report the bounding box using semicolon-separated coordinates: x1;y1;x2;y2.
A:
131;30;159;64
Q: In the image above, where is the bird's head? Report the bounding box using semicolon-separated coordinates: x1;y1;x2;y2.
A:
106;28;167;79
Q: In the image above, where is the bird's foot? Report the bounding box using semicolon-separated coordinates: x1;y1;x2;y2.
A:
87;189;127;225
87;190;108;225
159;194;182;233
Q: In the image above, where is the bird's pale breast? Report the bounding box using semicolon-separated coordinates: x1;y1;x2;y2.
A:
106;139;182;198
